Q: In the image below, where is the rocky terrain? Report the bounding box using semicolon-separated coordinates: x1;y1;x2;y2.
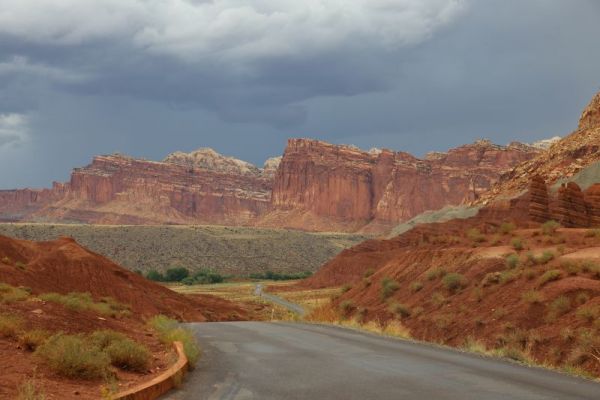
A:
0;139;538;233
284;91;600;379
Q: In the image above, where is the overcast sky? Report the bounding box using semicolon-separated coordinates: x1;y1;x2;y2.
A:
1;0;599;188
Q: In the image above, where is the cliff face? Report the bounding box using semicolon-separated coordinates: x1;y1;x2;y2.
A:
0;140;538;231
2;151;273;225
477;92;600;205
263;138;538;231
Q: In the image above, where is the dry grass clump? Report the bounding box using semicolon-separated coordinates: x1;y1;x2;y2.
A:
511;238;524;251
541;220;561;236
390;303;411;319
409;281;423;292
35;330;151;378
339;300;355;316
539;270;562;286
16;377;46;400
0;313;24;339
546;296;571;321
426;267;446;281
467;228;485;244
380;277;400;300
576;305;599;322
584;228;600;239
505;254;520;269
19;329;52;352
148;315;200;366
39;292;130;317
0;283;30;304
442;273;467;292
521;290;544;304
35;334;112;380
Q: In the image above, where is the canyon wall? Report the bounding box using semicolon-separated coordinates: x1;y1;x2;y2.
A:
263;138;538;231
0;140;538;232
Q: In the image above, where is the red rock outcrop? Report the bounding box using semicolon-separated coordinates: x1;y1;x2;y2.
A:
528;175;550;222
0;140;537;231
555;182;589;228
263;138;538;231
478;91;600;205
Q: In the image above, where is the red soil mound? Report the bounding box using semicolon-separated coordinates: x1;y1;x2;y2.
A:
301;215;600;377
0;235;247;321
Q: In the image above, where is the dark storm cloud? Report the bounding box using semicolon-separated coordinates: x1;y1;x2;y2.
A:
0;0;599;188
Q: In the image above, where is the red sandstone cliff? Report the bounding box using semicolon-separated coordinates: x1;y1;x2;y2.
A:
0;139;538;231
260;139;538;231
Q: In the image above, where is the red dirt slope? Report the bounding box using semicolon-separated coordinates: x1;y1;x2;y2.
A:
0;235;247;321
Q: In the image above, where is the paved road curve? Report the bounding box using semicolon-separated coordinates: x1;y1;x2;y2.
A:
164;322;599;400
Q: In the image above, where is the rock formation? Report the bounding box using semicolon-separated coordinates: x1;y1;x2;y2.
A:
0;140;539;232
478;91;600;205
528;175;550;222
264;138;538;231
555;182;589;228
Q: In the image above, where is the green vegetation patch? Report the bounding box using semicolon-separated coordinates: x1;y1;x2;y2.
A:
148;315;201;366
39;292;130;317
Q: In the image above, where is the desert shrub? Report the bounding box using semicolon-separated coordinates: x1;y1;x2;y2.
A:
562;261;581;276
19;329;52;351
363;268;375;278
462;336;488;353
249;271;311;281
539;270;562;285
35;334;111;380
148;315;200;366
523;269;536;280
17;378;45;400
390;303;411;319
146;270;165;281
339;300;354;315
39;292;129;317
521;290;544;304
537;251;555;265
548;296;571;320
0;283;30;304
15;261;26;270
481;272;501;286
576;305;599;322
575;292;590;306
500;222;517;235
380;277;400;299
409;281;423;292
505;254;520;269
164;267;190;282
561;327;575;342
430;292;447;306
1;256;11;264
584;228;600;238
541;220;560;236
442;273;467;292
426;267;446;281
341;284;352;293
0;313;23;338
511;238;524;251
105;338;150;372
499;270;518;285
467;228;485;243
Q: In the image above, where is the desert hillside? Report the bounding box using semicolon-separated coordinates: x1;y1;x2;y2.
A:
0;224;368;276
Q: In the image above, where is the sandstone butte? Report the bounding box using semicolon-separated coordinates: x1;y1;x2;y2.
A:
0;140;539;232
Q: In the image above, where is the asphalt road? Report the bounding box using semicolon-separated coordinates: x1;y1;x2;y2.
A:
254;284;306;316
163;322;599;400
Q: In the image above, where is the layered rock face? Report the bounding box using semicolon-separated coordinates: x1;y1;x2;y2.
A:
528;175;550;223
527;178;600;228
478;91;600;205
3;151;273;225
265;138;538;231
0;139;537;231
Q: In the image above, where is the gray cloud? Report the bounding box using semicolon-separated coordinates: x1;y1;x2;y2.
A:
0;0;599;188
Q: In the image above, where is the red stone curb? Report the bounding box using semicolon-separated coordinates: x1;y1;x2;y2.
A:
115;341;189;400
